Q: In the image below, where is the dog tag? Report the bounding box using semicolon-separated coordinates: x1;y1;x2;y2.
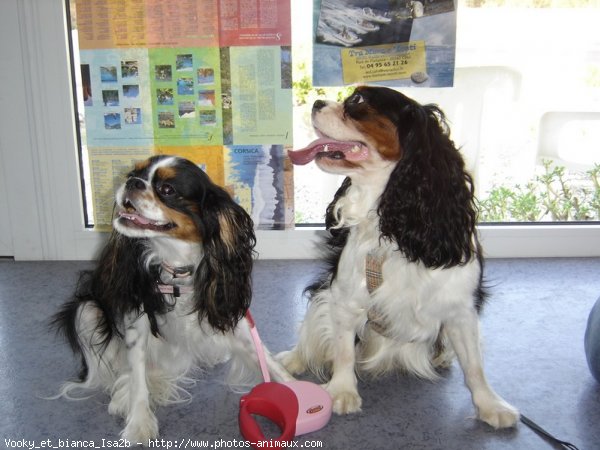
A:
366;251;384;294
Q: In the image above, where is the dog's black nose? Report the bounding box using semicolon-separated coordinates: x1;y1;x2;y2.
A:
313;99;327;112
125;177;146;192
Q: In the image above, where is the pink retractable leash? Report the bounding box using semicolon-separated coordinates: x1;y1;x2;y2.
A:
239;312;332;448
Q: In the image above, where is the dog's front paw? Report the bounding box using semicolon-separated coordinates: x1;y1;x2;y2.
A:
326;385;362;414
121;409;159;445
108;396;128;418
476;396;519;429
276;350;307;375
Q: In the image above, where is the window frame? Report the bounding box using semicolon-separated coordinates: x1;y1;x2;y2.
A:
1;0;598;260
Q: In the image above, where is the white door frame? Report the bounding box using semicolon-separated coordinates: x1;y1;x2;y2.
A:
1;0;99;260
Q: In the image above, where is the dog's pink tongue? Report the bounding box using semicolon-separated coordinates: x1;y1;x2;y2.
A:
118;211;152;225
288;138;367;165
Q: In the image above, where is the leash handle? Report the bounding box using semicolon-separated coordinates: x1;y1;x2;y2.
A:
245;311;271;383
520;415;579;450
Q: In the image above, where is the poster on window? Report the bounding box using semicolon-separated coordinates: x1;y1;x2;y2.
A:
312;0;456;87
224;145;291;230
73;0;293;229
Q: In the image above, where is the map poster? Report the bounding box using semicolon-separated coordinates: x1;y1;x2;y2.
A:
313;0;456;87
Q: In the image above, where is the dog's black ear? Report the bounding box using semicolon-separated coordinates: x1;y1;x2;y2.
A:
302;177;352;298
193;188;256;332
325;177;352;231
52;231;165;359
378;103;479;268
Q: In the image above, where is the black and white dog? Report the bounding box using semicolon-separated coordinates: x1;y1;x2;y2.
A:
54;155;291;442
281;86;519;428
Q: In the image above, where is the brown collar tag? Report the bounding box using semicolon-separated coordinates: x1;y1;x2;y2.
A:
365;251;384;294
365;251;391;336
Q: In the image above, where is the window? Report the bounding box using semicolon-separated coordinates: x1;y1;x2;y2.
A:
292;0;600;225
3;0;599;260
68;0;599;231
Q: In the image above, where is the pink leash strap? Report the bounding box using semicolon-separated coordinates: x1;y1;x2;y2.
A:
245;311;271;383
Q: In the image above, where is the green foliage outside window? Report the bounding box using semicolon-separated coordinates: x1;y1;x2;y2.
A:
291;46;600;225
478;161;600;222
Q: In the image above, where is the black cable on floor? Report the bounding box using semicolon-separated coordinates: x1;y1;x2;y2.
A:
520;414;580;450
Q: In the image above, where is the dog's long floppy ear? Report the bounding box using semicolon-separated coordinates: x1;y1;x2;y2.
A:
52;231;166;356
302;177;352;296
325;177;352;233
193;187;256;332
378;101;479;268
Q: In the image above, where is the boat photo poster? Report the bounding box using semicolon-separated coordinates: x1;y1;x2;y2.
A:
312;0;457;87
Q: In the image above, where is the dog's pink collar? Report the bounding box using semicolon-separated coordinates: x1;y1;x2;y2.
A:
156;262;194;298
161;262;194;279
157;283;193;297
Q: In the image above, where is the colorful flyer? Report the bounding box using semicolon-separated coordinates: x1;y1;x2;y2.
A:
313;0;456;87
218;0;291;47
75;0;219;49
149;48;223;146
229;46;293;145
341;41;426;84
145;0;219;48
72;0;294;229
75;0;147;49
79;49;154;147
156;145;225;187
87;147;153;230
224;145;289;229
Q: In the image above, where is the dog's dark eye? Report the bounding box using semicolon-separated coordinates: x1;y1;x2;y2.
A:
347;93;365;104
157;183;176;197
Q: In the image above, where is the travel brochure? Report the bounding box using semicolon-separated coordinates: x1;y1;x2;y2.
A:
75;0;293;230
313;0;456;87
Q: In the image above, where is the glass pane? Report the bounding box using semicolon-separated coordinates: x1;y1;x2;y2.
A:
292;0;600;225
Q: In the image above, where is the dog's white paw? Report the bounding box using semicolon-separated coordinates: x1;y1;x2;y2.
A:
476;397;519;429
277;350;307;375
108;397;128;418
326;385;362;414
108;375;131;418
121;409;159;445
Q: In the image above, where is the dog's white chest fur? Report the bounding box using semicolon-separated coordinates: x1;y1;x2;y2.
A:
335;217;480;345
151;296;227;375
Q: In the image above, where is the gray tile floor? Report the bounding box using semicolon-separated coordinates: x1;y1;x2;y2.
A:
1;258;599;449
